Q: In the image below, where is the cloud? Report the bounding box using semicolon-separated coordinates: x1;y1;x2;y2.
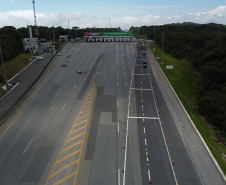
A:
0;6;225;30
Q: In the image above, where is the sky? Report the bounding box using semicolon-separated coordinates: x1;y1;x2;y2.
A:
0;0;226;30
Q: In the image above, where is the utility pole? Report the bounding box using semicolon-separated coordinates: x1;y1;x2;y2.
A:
161;31;164;63
150;27;151;40
0;44;8;90
153;27;155;49
53;25;55;42
32;0;37;26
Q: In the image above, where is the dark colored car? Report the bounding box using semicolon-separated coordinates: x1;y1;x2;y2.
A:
62;63;67;67
78;69;83;74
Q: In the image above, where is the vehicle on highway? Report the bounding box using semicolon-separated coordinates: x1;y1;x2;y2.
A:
36;56;44;60
143;64;147;68
143;60;147;64
142;50;146;56
62;63;67;67
141;43;146;50
57;53;61;56
78;69;83;74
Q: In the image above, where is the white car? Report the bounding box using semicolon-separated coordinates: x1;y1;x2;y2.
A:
36;56;44;60
57;53;61;56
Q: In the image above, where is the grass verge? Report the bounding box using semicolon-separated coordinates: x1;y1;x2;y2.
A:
0;53;33;94
149;44;226;175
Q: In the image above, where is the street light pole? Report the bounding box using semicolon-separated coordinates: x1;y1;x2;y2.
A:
161;31;164;63
0;44;8;90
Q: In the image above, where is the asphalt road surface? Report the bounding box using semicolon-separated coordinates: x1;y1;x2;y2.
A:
0;42;225;185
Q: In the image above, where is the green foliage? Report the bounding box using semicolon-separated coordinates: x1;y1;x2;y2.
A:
0;73;4;83
0;26;24;62
139;22;226;131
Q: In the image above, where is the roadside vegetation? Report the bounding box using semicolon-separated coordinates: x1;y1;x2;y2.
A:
0;53;32;94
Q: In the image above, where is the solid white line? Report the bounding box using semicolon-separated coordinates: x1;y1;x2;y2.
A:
125;82;127;86
128;116;159;119
133;74;149;75
117;100;118;107
131;88;152;91
118;169;120;185
73;83;76;88
62;103;66;110
148;170;151;180
64;84;67;88
123;45;137;185
0;82;19;101
117;122;119;133
117;82;118;86
23;138;33;154
8;58;36;82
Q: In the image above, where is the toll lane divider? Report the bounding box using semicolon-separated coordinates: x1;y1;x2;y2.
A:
45;82;95;185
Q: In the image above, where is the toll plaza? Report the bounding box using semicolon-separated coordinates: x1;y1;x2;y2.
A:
84;32;135;42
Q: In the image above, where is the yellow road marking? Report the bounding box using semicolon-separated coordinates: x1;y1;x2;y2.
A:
56;150;81;164
49;159;79;178
85;97;93;101
45;82;95;185
76;114;88;120
73;85;95;185
82;105;91;109
83;100;91;106
66;133;85;143
70;126;86;134
80;109;89;114
62;140;83;152
53;172;77;185
72;120;87;128
0;96;32;139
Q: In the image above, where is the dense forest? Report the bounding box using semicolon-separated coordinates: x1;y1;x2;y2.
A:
131;23;226;131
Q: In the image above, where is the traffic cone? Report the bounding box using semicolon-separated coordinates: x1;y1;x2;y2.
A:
122;167;124;173
172;160;175;166
166;138;168;143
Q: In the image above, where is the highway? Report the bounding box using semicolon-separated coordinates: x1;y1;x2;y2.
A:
0;41;225;185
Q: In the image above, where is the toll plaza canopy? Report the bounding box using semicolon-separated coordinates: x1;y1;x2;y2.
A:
84;32;133;37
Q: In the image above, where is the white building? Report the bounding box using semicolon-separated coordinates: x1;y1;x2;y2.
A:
59;36;69;42
23;38;39;53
